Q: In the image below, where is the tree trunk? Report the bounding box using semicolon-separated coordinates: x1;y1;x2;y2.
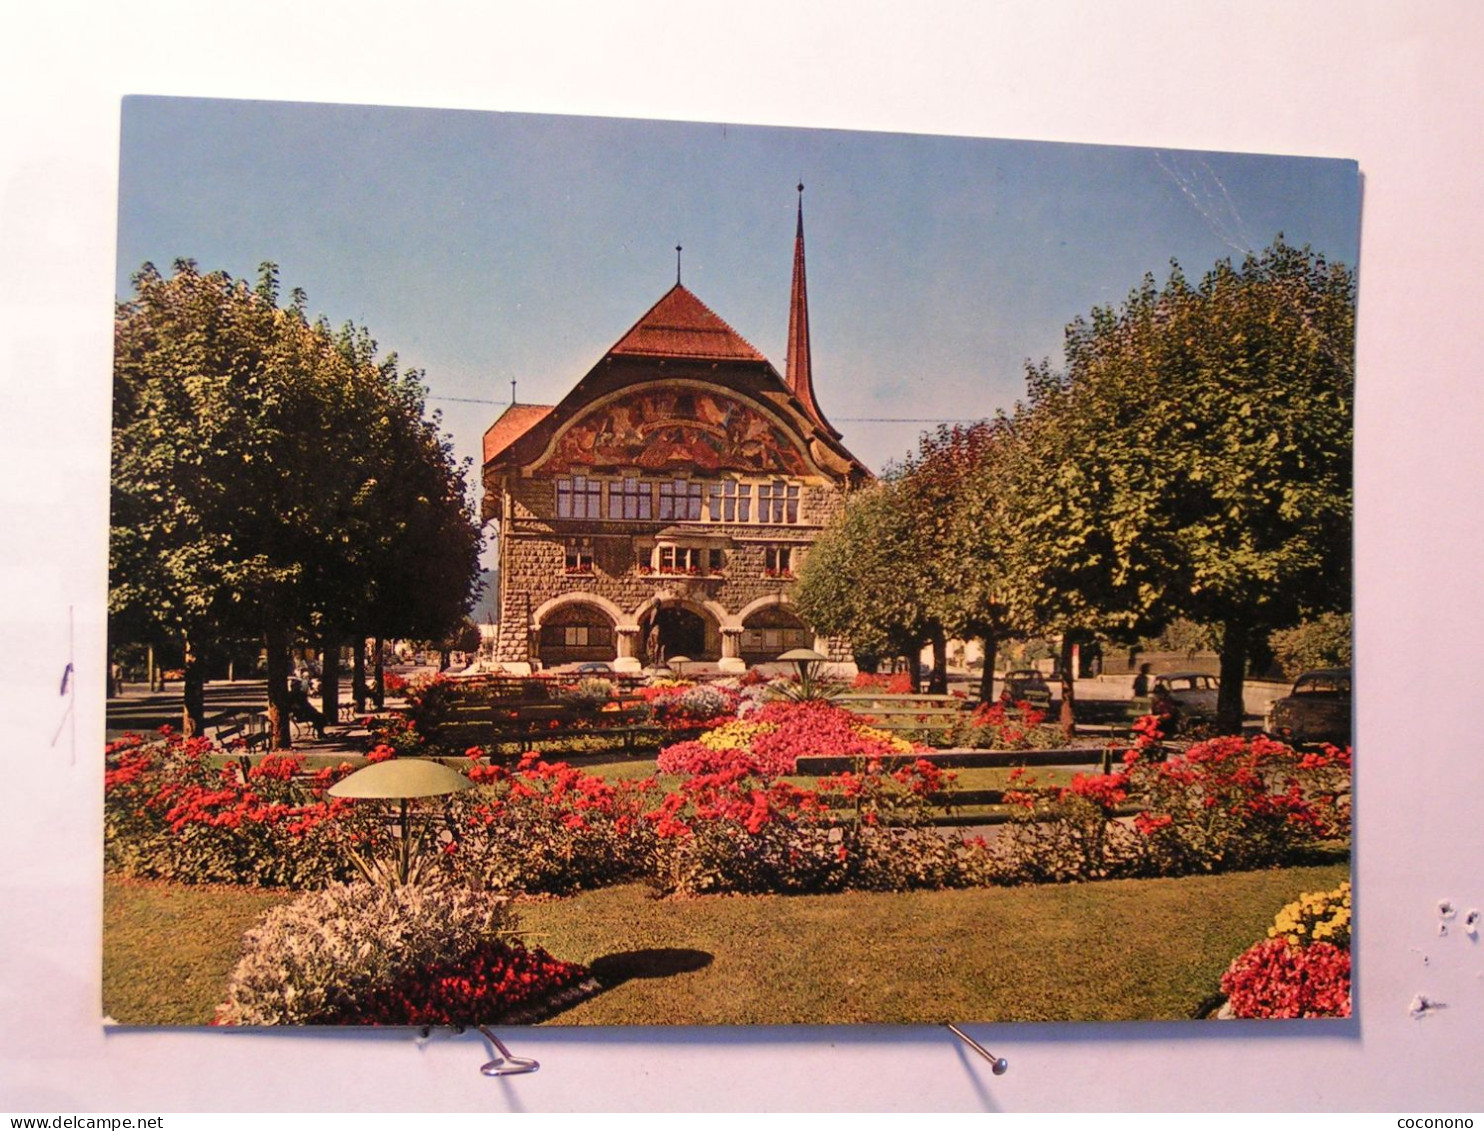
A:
928;627;948;694
265;619;293;749
352;637;368;714
373;635;385;708
978;634;999;704
181;632;206;737
320;636;340;728
1216;619;1250;734
1058;634;1076;741
907;650;922;693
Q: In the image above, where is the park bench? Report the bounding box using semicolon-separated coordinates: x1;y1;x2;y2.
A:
211;710;273;750
425;688;666;755
829;692;973;735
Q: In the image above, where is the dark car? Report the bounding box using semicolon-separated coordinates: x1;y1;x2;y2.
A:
1265;668;1351;747
575;661;615;675
1156;672;1220;722
1001;669;1052;707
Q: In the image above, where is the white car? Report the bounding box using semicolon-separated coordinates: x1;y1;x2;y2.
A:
1155;672;1220;721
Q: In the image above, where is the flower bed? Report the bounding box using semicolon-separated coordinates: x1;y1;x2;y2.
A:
657;699;916;776
993;724;1351;884
105;730;377;888
1218;881;1352;1018
214;882;594;1026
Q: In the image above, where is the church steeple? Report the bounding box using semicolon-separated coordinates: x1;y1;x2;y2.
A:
786;183;835;436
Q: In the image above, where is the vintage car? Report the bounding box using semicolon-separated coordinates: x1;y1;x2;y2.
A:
1154;672;1221;722
1265;668;1352;746
1001;669;1053;707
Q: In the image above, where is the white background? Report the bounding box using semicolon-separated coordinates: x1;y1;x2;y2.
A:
2;1;1481;1114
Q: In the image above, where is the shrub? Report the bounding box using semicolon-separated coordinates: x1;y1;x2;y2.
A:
215;882;592;1026
647;761;991;896
640;682;741;731
852;671;914;693
991;781;1145;884
1126;734;1351;874
563;677;616;708
1269;613;1352;680
947;700;1061;750
1220;938;1351;1019
988;730;1351;885
444;752;659;894
104;731;377;888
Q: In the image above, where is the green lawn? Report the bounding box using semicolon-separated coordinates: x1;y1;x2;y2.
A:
104;861;1348;1026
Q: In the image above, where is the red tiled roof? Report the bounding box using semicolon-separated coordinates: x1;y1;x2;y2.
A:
608;285;766;362
482;403;554;464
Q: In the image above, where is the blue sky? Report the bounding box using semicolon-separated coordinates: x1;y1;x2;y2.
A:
117;96;1360;560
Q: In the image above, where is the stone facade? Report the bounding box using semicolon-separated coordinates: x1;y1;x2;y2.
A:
482;199;869;672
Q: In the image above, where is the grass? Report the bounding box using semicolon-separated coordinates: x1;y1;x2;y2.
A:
103;880;293;1025
104;861;1348;1026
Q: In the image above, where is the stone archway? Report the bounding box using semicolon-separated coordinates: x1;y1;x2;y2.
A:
532;597;619;668
739;601;813;666
634;594;724;664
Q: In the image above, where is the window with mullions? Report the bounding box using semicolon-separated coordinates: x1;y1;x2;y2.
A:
607;476;652;520
706;480;752;522
565;542;594;574
658;478;704;521
763;546;792;577
658;545;703;574
757;480;800;524
556;475;602;519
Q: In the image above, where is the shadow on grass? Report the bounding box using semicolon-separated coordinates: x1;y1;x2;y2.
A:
588;948;714;988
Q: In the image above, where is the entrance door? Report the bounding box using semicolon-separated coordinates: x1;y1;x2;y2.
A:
655;606;707;660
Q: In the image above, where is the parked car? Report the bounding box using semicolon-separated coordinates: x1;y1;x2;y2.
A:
1155;672;1221;722
575;661;615;675
1001;669;1052;706
1265;668;1351;746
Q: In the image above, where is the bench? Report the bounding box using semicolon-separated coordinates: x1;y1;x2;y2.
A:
211;710;273;749
427;695;667;755
829;692;973;734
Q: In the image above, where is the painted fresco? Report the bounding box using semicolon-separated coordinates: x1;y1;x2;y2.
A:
541;388;811;475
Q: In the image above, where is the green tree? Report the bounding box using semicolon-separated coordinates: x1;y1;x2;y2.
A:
793;481;940;687
1016;239;1354;730
1269;612;1352;679
111;261;480;743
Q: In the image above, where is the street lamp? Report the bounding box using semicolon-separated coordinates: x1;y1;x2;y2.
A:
776;646;829;699
328;758;473;885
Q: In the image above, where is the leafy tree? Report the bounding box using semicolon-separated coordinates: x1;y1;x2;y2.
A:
913;421;1031;700
1269;612;1352;680
1015;239;1354;730
793;481;940;687
112;261;480;743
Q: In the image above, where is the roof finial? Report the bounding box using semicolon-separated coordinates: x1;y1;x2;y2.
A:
510;378;517;406
676;244;683;286
796;182;804;237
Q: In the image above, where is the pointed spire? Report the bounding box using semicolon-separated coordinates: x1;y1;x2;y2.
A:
786;183;832;433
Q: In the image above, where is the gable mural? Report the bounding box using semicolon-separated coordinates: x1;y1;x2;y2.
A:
538;386;812;477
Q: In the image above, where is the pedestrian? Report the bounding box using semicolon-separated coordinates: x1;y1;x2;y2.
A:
287;673;326;739
1150;681;1180;734
1132;662;1153;697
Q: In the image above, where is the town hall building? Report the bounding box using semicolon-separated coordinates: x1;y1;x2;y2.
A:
480;190;871;672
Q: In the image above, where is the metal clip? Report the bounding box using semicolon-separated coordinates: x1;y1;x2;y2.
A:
476;1026;540;1076
944;1022;1008;1074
